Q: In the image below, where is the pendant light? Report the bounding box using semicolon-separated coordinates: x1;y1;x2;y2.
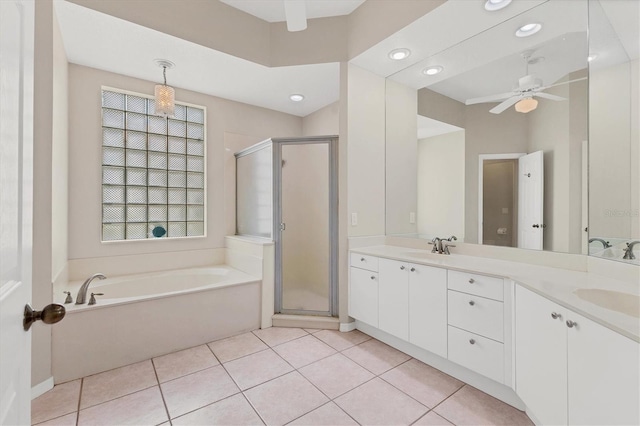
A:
154;59;175;118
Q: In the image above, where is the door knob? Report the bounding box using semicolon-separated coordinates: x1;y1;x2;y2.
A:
24;304;66;331
532;224;539;228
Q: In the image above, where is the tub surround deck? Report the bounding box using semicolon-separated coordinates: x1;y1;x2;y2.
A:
350;245;640;342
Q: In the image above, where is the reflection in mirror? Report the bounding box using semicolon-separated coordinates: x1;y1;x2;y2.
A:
587;0;640;265
386;0;589;254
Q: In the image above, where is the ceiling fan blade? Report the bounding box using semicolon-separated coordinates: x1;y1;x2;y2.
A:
284;0;307;32
541;77;587;90
489;96;520;114
535;92;567;102
466;92;515;105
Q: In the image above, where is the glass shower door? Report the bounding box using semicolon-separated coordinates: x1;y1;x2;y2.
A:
276;139;335;315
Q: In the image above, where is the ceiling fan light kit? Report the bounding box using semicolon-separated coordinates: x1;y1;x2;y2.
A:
515;97;538;113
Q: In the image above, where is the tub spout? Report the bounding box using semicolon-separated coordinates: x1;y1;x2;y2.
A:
76;273;107;304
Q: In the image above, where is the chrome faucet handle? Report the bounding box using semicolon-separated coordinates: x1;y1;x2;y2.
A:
88;293;104;306
63;291;73;304
443;244;456;255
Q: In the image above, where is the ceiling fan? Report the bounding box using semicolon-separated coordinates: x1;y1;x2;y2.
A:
465;51;587;114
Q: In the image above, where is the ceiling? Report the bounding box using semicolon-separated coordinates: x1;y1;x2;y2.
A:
54;1;339;117
219;0;365;23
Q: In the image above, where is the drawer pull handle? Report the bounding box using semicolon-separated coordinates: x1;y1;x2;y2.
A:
410;267;416;272
551;312;561;320
566;320;577;328
468;278;475;284
370;276;376;280
468;300;475;306
469;339;476;345
400;266;405;270
360;257;365;261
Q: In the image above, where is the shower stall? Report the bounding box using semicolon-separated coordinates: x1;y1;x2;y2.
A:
235;136;338;317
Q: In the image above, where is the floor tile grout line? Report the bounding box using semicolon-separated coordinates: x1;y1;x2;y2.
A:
75;378;83;426
251;328;310;349
72;382;159;413
151;358;173;425
417;384;467;426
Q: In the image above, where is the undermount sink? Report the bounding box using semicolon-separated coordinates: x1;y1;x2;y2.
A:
574;289;640;318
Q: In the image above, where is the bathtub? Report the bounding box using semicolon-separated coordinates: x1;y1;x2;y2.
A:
52;266;261;383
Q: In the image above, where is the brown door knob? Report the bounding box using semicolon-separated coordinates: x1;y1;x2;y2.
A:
23;304;66;331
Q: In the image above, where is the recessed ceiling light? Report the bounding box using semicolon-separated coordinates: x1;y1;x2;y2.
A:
388;48;411;61
484;0;512;11
289;94;304;102
422;65;444;76
516;23;542;38
587;54;598;62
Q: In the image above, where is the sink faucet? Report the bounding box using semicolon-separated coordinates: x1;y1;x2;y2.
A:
430;237;443;254
622;241;639;260
588;238;611;249
76;273;107;304
447;235;458;242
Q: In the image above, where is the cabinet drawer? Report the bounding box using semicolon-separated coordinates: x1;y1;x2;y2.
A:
448;270;503;301
350;253;379;272
448;326;504;384
448;290;503;342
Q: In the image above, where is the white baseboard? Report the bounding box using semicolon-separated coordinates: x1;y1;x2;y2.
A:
340;321;356;332
31;377;54;400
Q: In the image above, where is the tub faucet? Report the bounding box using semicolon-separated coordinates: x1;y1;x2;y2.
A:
588;238;611;249
622;241;640;260
76;273;107;304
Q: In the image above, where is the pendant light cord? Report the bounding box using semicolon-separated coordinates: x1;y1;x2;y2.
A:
163;66;167;86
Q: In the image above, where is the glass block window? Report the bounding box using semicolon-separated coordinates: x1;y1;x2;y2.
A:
101;89;206;241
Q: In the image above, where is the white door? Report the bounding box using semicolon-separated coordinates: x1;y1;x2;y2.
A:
0;1;35;424
567;312;639;425
408;264;447;358
515;285;567;426
378;259;409;340
518;151;544;250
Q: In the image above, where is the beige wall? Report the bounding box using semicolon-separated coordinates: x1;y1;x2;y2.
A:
69;0;443;67
52;10;69;281
67;64;302;260
302;101;339;137
590;61;638;239
385;80;417;235
417;131;465;240
417;88;465;128
347;64;386;237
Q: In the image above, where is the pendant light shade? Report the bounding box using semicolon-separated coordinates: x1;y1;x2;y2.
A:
515;97;538;113
154;60;175;118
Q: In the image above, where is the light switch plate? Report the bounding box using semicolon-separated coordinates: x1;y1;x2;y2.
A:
409;212;416;224
351;212;358;226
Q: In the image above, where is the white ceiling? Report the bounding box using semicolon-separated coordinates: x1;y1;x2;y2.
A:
417;115;463;140
219;0;365;23
54;1;339;117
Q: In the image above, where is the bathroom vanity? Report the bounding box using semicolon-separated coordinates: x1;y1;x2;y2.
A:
348;245;639;426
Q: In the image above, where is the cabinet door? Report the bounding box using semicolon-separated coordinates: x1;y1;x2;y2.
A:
515;285;567;426
378;259;409;340
349;267;379;327
567;312;639;426
408;264;447;358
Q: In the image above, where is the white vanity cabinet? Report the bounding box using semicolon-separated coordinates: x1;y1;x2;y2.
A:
378;259;410;340
349;253;379;327
515;285;639;426
408;263;447;358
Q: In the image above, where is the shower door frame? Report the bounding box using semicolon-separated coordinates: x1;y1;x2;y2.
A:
273;136;339;317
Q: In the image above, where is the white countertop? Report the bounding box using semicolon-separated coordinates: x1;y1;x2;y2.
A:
350;245;640;342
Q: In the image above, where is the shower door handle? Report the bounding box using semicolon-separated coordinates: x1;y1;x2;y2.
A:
280;223;286;231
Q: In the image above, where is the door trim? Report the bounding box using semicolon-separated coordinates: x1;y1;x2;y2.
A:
273;137;339;317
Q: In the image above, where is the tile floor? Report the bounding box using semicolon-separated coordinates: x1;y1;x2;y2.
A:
32;327;533;426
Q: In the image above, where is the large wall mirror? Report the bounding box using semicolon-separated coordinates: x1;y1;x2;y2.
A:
385;0;638;262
